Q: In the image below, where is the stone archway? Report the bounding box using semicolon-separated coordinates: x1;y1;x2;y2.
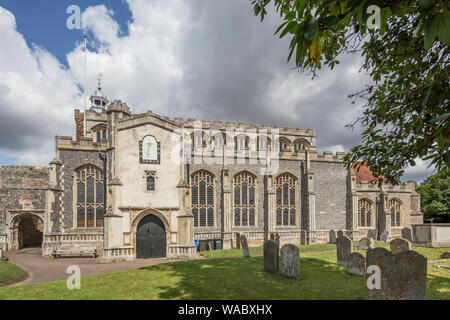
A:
11;213;44;250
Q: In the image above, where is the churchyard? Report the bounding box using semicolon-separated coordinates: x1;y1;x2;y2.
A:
0;240;448;300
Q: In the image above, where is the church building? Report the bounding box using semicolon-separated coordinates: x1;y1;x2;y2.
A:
0;84;423;262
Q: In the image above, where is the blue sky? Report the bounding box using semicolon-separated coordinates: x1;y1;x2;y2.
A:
0;0;435;182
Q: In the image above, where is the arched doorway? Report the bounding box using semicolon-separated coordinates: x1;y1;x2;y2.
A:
136;214;166;258
16;215;43;249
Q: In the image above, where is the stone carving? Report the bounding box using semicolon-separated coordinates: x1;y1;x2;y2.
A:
380;230;390;243
356;237;374;250
347;252;365;275
263;240;279;273
329;230;336;244
337;230;344;239
366;248;427;300
241;234;250;257
280;244;300;279
440;252;450;259
390;238;412;255
367;229;377;240
337;235;353;266
401;228;413;242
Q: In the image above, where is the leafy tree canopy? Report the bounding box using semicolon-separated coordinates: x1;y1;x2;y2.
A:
252;0;449;184
416;168;450;221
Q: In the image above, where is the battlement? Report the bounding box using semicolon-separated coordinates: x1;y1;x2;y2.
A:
310;151;346;162
56;136;107;151
355;181;416;193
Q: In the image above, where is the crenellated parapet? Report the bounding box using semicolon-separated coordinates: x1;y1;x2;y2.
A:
55;136;107;151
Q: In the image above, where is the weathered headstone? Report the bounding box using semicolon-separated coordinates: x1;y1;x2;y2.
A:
280;244;300;279
367;229;377;241
337;230;344;239
401;228;413;242
347;252;366;275
366;248;427;300
440;252;450;259
236;233;241;249
356;237;374;250
329;230;336;244
241;234;250;258
275;233;280;249
390;238;412;255
337;235;353;266
380;230;390;243
263;240;279;273
0;248;3;259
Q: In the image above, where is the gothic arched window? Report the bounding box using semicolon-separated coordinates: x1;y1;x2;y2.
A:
358;199;372;227
390;199;403;227
191;170;215;227
233;171;256;226
275;173;297;226
75;165;104;228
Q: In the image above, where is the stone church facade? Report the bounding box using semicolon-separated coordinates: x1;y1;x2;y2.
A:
0;87;423;262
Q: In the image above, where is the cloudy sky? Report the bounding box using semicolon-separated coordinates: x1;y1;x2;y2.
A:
0;0;434;182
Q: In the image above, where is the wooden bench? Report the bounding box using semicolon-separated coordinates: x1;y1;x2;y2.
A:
52;246;98;258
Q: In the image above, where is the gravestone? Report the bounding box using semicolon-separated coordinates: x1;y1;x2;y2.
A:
390;238;412;255
241;235;250;257
337;230;344;239
367;229;377;241
236;233;241;249
380;230;390;243
337;235;353;266
329;230;336;244
356;237;374;250
269;233;275;241
263;240;279;273
280;244;300;279
275;233;280;249
366;248;427;300
401;228;413;242
0;248;2;259
440;252;450;259
348;252;366;275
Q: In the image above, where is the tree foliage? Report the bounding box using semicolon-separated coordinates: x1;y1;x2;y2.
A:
252;0;449;184
416;168;450;221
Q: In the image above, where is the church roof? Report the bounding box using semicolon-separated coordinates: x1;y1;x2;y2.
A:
352;163;384;183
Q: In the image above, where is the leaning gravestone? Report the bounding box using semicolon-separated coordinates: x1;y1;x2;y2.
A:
356;237;374;250
337;230;344;239
329;230;336;244
380;230;390;243
241;234;250;258
348;252;366;275
280;244;300;279
366;248;427;300
263;240;279;273
390;238;412;255
401;228;413;242
441;252;450;259
367;229;377;241
337;235;353;266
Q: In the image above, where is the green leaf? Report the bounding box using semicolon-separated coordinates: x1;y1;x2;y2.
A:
419;0;433;8
320;15;339;27
274;21;288;35
304;19;318;40
436;10;450;46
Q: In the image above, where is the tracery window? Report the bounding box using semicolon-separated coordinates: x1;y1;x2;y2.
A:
294;139;308;152
75;165;104;228
275;173;297;226
390;199;402;227
191;170;215;227
358;199;372;227
233;171;256;226
146;171;156;191
279;138;291;152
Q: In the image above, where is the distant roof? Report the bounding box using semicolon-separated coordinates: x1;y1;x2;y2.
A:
352;163;384;183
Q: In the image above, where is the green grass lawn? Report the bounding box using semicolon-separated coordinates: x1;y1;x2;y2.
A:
0;243;448;300
0;260;27;286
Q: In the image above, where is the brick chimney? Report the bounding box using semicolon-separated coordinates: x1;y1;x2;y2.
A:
74;109;84;141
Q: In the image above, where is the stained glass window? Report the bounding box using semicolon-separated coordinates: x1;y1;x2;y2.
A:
275;173;297;226
75;165;104;228
233;171;256;226
191;170;215;227
389;199;402;227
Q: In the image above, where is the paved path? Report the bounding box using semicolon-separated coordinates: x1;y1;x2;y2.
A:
5;247;176;286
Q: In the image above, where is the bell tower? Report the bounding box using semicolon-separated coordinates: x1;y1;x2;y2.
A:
89;73;109;112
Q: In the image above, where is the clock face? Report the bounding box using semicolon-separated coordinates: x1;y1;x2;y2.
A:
142;136;158;161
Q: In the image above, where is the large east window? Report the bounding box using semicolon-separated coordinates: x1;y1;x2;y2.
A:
191;170;215;227
275;173;297;226
233;171;256;226
358;199;372;227
75;165;104;228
